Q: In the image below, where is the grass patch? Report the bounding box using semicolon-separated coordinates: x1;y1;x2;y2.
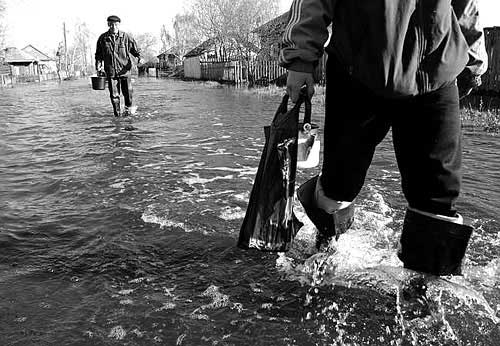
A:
246;85;500;134
461;108;500;133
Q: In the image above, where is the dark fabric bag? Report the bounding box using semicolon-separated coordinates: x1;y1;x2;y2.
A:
238;94;311;252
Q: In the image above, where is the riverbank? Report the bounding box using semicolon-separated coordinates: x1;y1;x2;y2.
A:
3;76;499;133
245;84;500;133
462;108;500;133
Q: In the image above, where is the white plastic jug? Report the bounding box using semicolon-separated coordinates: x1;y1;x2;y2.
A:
297;123;320;169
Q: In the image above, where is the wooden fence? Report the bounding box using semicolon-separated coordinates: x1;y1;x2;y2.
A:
200;61;229;81
0;64;59;86
197;56;327;86
199;60;287;85
247;60;288;85
0;63;12;86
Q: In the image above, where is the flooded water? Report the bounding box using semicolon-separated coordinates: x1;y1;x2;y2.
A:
1;78;499;345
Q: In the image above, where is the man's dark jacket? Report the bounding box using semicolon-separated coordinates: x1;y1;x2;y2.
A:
95;31;141;77
280;0;488;98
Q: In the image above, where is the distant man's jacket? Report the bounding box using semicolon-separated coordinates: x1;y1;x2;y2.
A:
280;0;488;98
95;31;141;77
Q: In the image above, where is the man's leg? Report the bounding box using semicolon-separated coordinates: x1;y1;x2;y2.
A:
121;76;136;114
392;83;473;275
108;77;121;116
297;58;391;249
320;66;391;203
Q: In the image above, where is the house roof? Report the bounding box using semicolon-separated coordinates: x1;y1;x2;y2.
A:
22;45;54;61
157;48;180;59
253;12;289;36
485;26;500;33
3;47;37;63
184;38;215;58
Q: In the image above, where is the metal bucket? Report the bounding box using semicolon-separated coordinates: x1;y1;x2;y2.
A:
91;76;106;90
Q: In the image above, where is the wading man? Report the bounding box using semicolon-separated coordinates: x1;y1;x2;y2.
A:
95;15;142;116
280;0;487;276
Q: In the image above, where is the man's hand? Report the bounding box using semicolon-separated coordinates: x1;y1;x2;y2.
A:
286;70;315;103
457;69;482;100
459;86;472;100
95;61;103;72
137;57;142;65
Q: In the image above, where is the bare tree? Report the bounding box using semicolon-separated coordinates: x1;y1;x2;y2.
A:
57;22;92;78
190;0;234;60
190;0;280;60
172;13;202;59
160;25;173;54
73;22;92;75
133;32;158;63
55;42;64;80
0;0;6;50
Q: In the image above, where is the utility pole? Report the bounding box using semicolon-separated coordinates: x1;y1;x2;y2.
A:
63;22;68;77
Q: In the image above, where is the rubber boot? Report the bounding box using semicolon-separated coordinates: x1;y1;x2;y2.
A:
398;208;473;276
111;99;121;117
297;175;354;250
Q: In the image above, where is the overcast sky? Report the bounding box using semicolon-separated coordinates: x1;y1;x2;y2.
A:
3;0;499;55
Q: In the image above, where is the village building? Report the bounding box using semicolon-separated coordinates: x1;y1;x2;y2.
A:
1;45;57;84
481;27;500;95
0;52;11;85
252;12;289;60
22;45;57;77
182;36;266;84
138;60;157;77
157;49;181;70
183;38;218;80
2;47;39;82
155;49;182;77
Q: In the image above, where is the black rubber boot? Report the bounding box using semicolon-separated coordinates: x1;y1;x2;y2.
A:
297;175;354;250
111;100;121;117
398;208;473;276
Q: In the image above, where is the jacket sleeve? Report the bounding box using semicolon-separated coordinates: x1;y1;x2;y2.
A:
279;0;335;73
95;35;104;61
452;0;488;87
127;35;141;59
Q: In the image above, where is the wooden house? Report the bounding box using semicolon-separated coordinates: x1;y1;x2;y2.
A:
22;45;57;78
157;49;181;69
138;60;157;76
0;51;12;85
480;27;500;94
2;45;58;83
2;47;39;82
252;12;289;60
154;49;182;77
251;11;328;85
183;39;217;79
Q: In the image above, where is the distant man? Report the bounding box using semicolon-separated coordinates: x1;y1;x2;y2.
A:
95;15;142;116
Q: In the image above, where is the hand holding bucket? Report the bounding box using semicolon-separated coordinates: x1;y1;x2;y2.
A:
297;96;320;169
91;70;106;90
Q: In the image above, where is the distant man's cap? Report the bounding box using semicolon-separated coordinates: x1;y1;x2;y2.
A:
107;15;121;23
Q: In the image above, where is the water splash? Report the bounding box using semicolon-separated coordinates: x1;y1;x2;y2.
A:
190;285;243;321
108;325;127;340
219;206;245;220
276;186;500;344
141;204;192;232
